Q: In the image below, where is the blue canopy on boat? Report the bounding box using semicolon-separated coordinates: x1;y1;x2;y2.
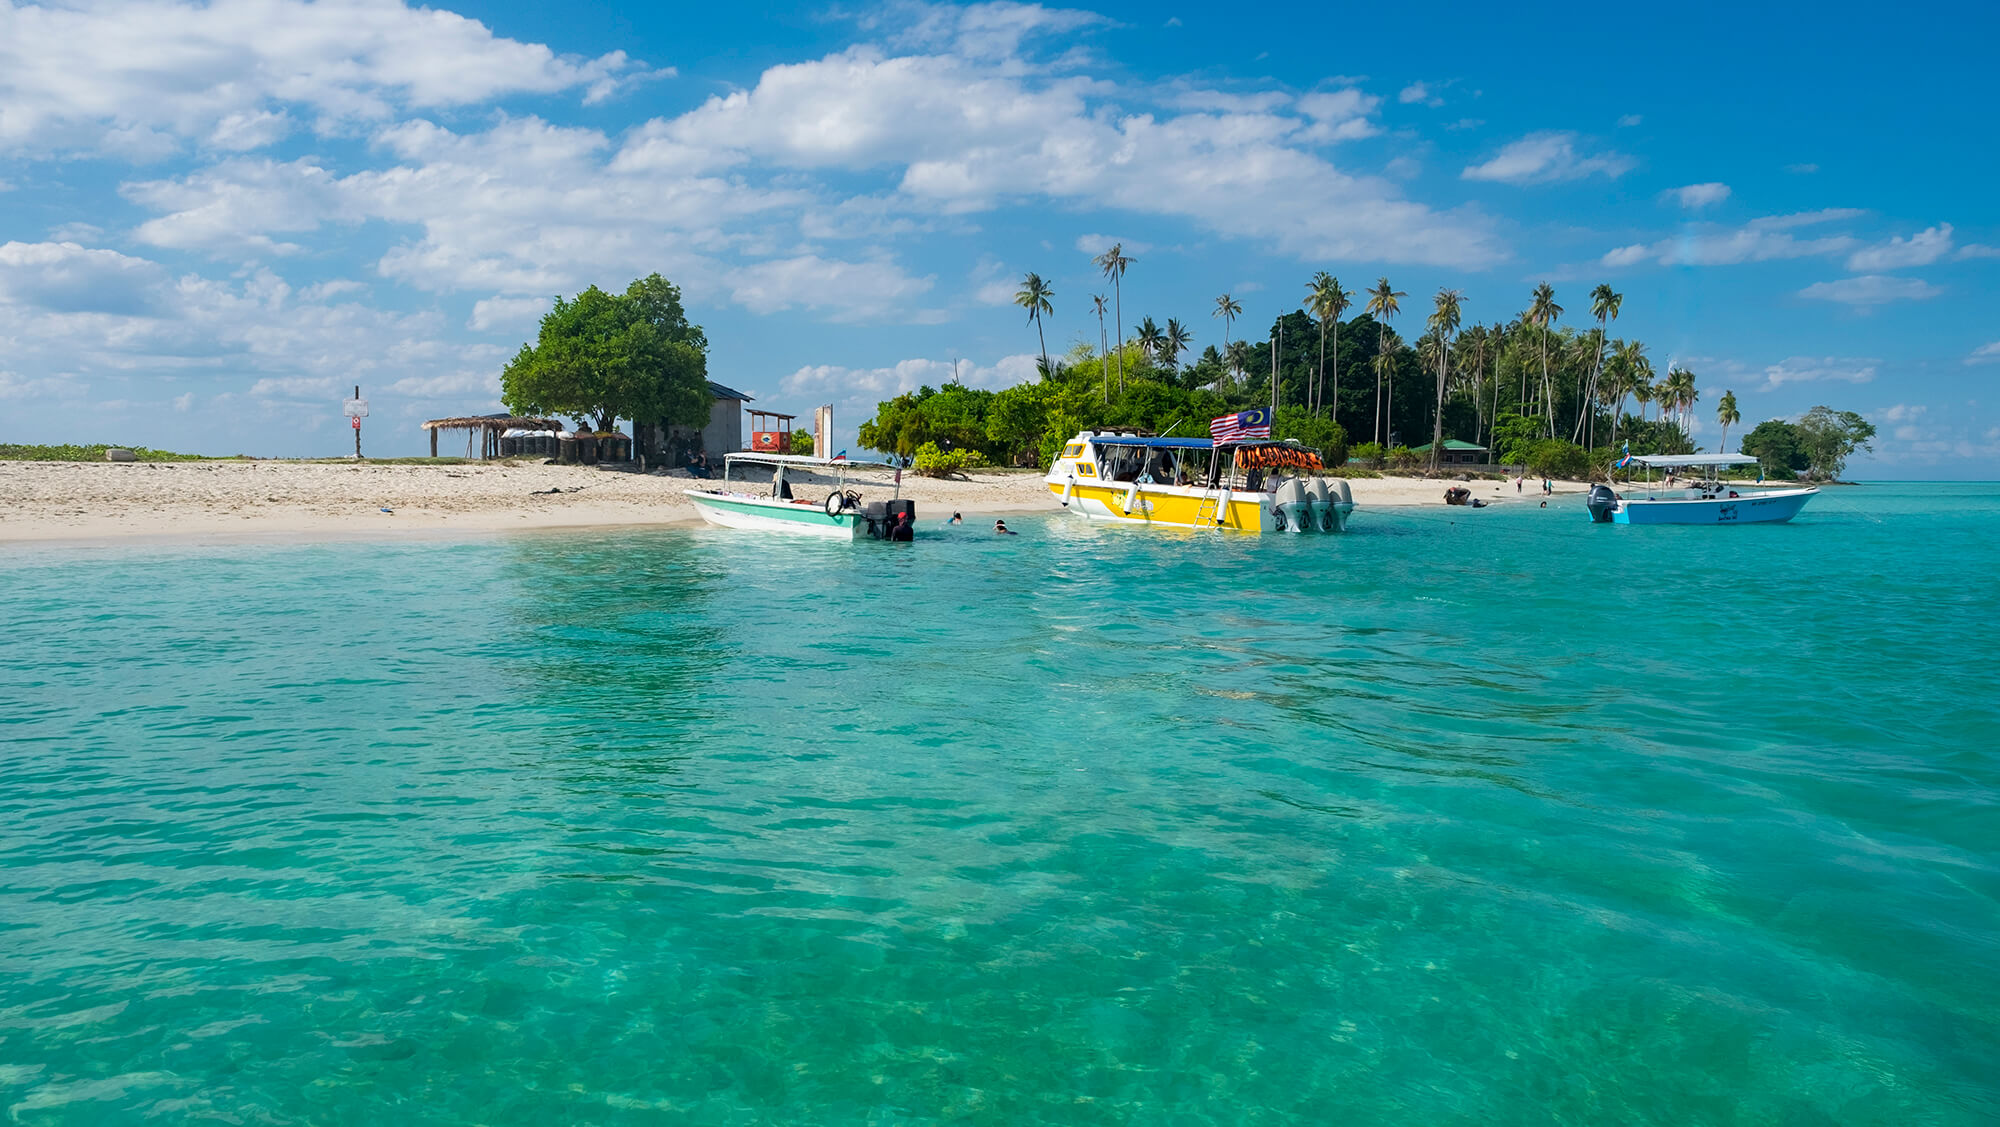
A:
1085;436;1212;449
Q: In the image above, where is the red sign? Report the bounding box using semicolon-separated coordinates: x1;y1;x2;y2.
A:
352;417;362;429
751;431;783;452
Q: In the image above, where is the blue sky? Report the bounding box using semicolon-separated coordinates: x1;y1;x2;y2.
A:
2;0;1995;474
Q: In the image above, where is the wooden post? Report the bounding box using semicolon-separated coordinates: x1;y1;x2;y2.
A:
430;428;437;457
353;384;362;459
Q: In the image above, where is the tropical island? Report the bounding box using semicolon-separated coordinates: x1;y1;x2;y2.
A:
860;245;1878;484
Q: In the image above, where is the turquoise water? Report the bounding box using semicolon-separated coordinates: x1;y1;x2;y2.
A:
2;484;1996;1124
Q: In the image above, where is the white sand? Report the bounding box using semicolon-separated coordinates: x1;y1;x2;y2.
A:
0;459;1585;545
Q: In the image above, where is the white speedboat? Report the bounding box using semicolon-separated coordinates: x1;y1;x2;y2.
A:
1044;431;1354;534
1586;453;1817;525
685;453;911;539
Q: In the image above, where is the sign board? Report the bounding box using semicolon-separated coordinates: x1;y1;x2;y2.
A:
352;417;362;430
342;398;370;418
750;431;784;452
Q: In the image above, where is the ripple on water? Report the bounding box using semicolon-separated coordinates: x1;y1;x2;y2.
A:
1;485;1996;1124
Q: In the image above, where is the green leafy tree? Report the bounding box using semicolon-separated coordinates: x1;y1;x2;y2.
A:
501;274;709;432
1716;390;1740;453
1273;406;1347;465
1738;419;1808;478
985;381;1051;465
1576;284;1621;445
1796;405;1876;480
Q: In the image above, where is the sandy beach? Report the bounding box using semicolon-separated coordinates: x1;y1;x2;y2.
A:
0;459;1584;545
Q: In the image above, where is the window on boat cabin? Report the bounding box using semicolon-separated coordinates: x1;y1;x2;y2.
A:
1062;443;1085;460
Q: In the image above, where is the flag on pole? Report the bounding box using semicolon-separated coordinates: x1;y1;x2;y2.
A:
1210;407;1272;442
1614;441;1633;468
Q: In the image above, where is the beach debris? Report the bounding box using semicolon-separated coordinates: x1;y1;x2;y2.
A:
529;486;586;494
379;507;393;513
105;448;137;462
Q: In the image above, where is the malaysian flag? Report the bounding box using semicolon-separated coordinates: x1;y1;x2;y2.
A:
1210;407;1272;443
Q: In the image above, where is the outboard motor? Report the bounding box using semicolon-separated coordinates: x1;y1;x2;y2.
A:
860;498;916;540
861;500;892;539
1586;483;1619;523
1328;478;1354;531
1272;477;1309;532
1305;478;1332;531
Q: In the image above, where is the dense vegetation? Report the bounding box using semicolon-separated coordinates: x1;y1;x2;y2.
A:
862;256;1876;479
501;274;711;433
0;443;216;462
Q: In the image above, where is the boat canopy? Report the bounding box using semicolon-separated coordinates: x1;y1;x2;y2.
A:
1628;453;1763;468
1085;436;1214;449
723;452;899;469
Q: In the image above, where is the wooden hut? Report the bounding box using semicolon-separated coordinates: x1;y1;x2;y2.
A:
421;414;563;459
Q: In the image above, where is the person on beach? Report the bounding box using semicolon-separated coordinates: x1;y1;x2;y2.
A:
1516;477;1523;493
1542;478;1552;496
993;519;1017;535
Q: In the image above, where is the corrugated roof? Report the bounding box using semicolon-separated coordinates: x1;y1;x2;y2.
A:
708;381;754;401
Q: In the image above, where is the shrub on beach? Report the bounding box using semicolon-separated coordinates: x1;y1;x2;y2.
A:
911;442;971;478
1348;442;1386;469
1386;445;1420;470
1521;439;1588;478
0;443;210;462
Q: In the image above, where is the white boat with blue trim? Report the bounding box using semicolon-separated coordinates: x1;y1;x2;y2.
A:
685;453;912;539
1586;453;1817;525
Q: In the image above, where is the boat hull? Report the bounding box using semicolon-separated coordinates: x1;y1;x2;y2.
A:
1044;480;1353;534
1608;487;1818;525
685;491;861;538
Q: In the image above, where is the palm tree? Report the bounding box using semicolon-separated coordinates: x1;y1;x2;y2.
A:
1223;340;1251;390
1365;278;1405;445
1426;288;1462;471
1136;316;1163;369
1306;272;1352;419
1663;366;1698;432
1717;389;1740;453
1212;293;1241;393
1163;318;1193;375
1372;329;1402;447
1526;282;1563;437
1091;294;1110;403
1014;272;1054;383
1575;284;1622;446
1632;370;1655;424
1094;243;1134;392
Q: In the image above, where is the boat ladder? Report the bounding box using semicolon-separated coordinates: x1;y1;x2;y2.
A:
1194;490;1226;528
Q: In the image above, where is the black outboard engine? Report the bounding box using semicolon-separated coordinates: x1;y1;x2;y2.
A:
1586;483;1618;523
860;498;918;539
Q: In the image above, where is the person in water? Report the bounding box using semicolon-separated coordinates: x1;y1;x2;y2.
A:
948;512;962;524
888;512;914;541
993;519;1017;535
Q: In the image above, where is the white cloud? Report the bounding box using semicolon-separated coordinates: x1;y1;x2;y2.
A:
1880;403;1926;423
1785;163;1818;174
0;240;167;314
1462;131;1633;184
0;0;656;155
1797;275;1942;306
872;1;1111;60
1665;182;1730;209
1599;209;1865;268
1955;244;2000;260
1397;82;1441;107
1966;342;2000;365
1295;88;1382;142
1616;114;1642;127
1074;234;1151;257
1846;223;1953;271
726;255;938;321
1759;357;1879;389
780;353;1039;446
468;295;550;332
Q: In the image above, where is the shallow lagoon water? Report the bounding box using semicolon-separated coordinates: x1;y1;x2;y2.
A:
2;484;1996;1124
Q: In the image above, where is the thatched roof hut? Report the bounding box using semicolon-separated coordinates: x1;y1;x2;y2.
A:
421;413;563;458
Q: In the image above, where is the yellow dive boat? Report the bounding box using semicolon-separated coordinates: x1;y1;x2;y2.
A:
1043;431;1354;534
